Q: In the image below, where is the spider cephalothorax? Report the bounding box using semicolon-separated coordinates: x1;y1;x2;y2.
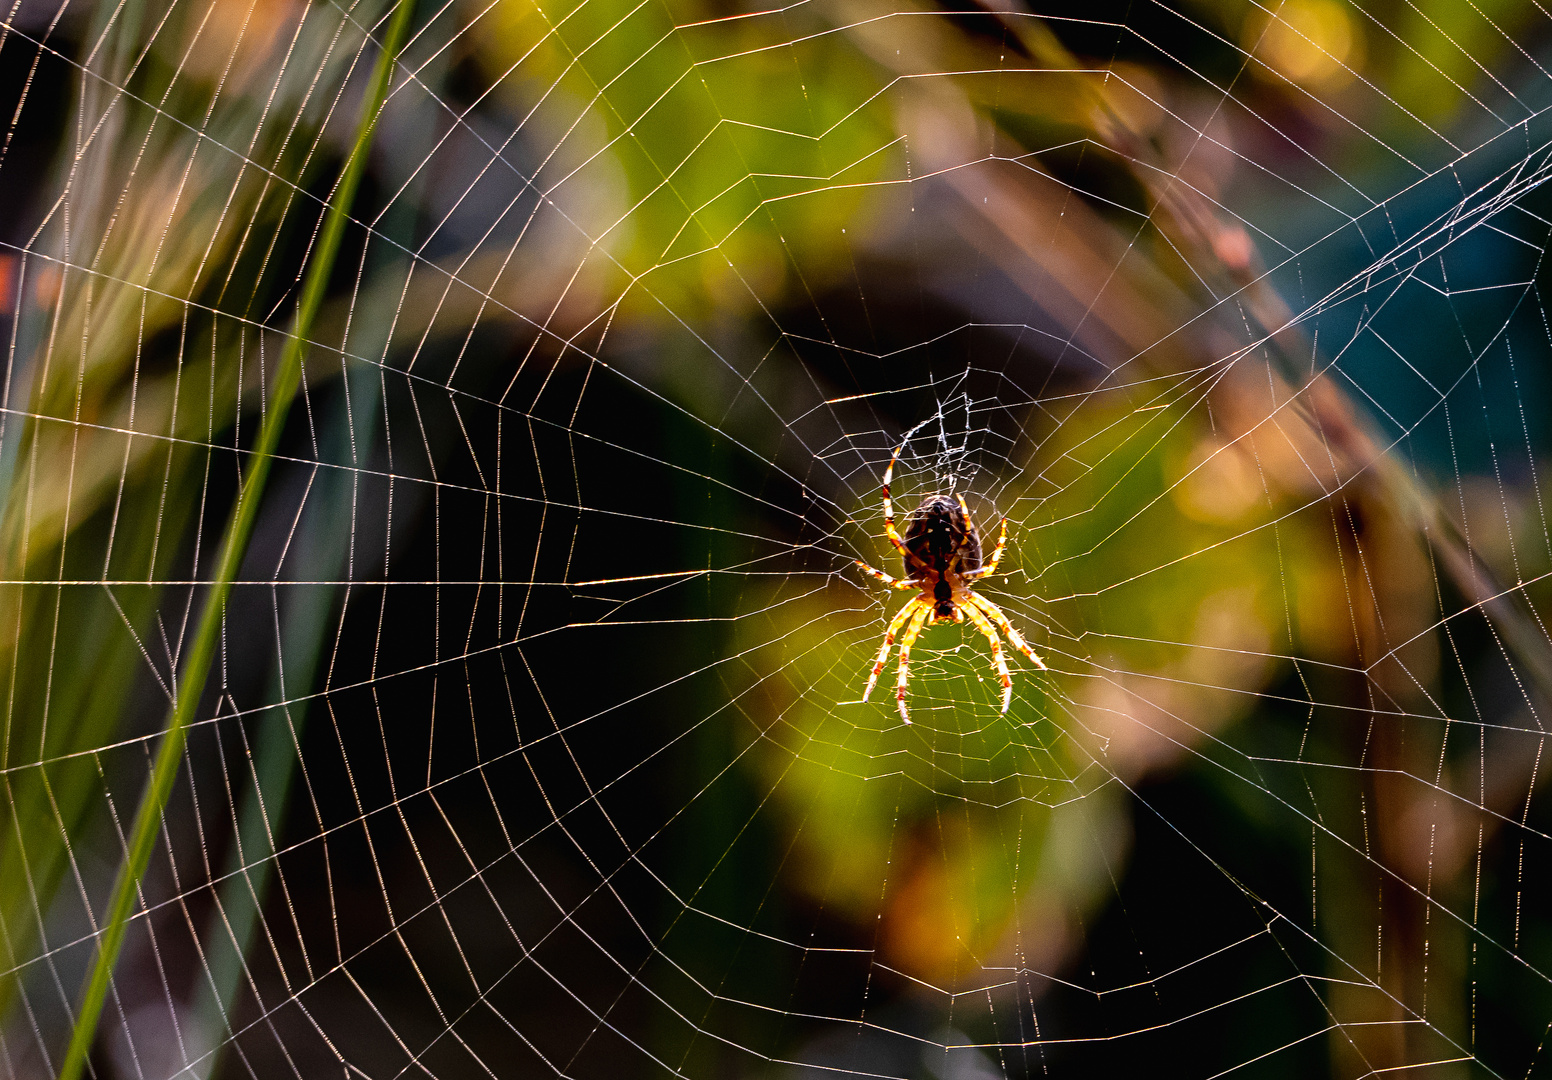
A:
856;447;1044;723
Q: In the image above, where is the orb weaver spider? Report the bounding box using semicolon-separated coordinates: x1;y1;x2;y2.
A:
856;444;1044;723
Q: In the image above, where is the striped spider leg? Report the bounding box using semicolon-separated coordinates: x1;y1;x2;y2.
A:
962;600;1012;713
956;499;1044;674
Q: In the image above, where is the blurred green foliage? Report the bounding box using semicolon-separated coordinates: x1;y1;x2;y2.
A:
3;0;1552;1074
0;0;379;1032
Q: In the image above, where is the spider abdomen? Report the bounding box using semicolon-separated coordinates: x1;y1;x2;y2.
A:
902;494;982;579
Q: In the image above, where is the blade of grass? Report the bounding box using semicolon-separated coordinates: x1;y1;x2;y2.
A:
57;2;417;1075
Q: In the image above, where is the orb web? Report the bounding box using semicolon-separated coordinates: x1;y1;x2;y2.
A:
1;0;1551;1077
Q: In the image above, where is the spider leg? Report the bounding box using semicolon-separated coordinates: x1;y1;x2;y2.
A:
962;517;1009;580
856;560;917;590
962;600;1013;713
865;596;925;702
956;495;976;540
967;592;1045;669
882;442;933;574
955;495;979;557
893;600;933;724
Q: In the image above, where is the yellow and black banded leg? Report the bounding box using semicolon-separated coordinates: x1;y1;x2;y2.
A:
955;494;979;562
865;596;925;702
968;592;1045;670
892;600;933;724
855;560;917;590
882;442;933;575
963;516;1009;580
963;601;1013;713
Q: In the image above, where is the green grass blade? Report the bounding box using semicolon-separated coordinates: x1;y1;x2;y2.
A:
56;3;417;1076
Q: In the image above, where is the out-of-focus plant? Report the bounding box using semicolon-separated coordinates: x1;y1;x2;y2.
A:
3;0;1549;1073
0;0;401;1038
734;394;1294;984
476;0;1552;1070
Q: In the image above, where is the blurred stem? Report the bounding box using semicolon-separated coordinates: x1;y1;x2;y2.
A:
57;2;416;1076
191;360;382;1080
190;95;431;1068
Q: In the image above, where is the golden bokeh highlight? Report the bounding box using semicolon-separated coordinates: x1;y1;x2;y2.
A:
1243;0;1365;90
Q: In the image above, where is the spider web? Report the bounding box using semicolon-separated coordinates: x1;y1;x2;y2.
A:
2;0;1552;1076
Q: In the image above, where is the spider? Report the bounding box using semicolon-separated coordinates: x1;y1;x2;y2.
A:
856;445;1044;723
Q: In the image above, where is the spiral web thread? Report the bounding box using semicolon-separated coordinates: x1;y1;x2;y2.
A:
3;0;1552;1077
